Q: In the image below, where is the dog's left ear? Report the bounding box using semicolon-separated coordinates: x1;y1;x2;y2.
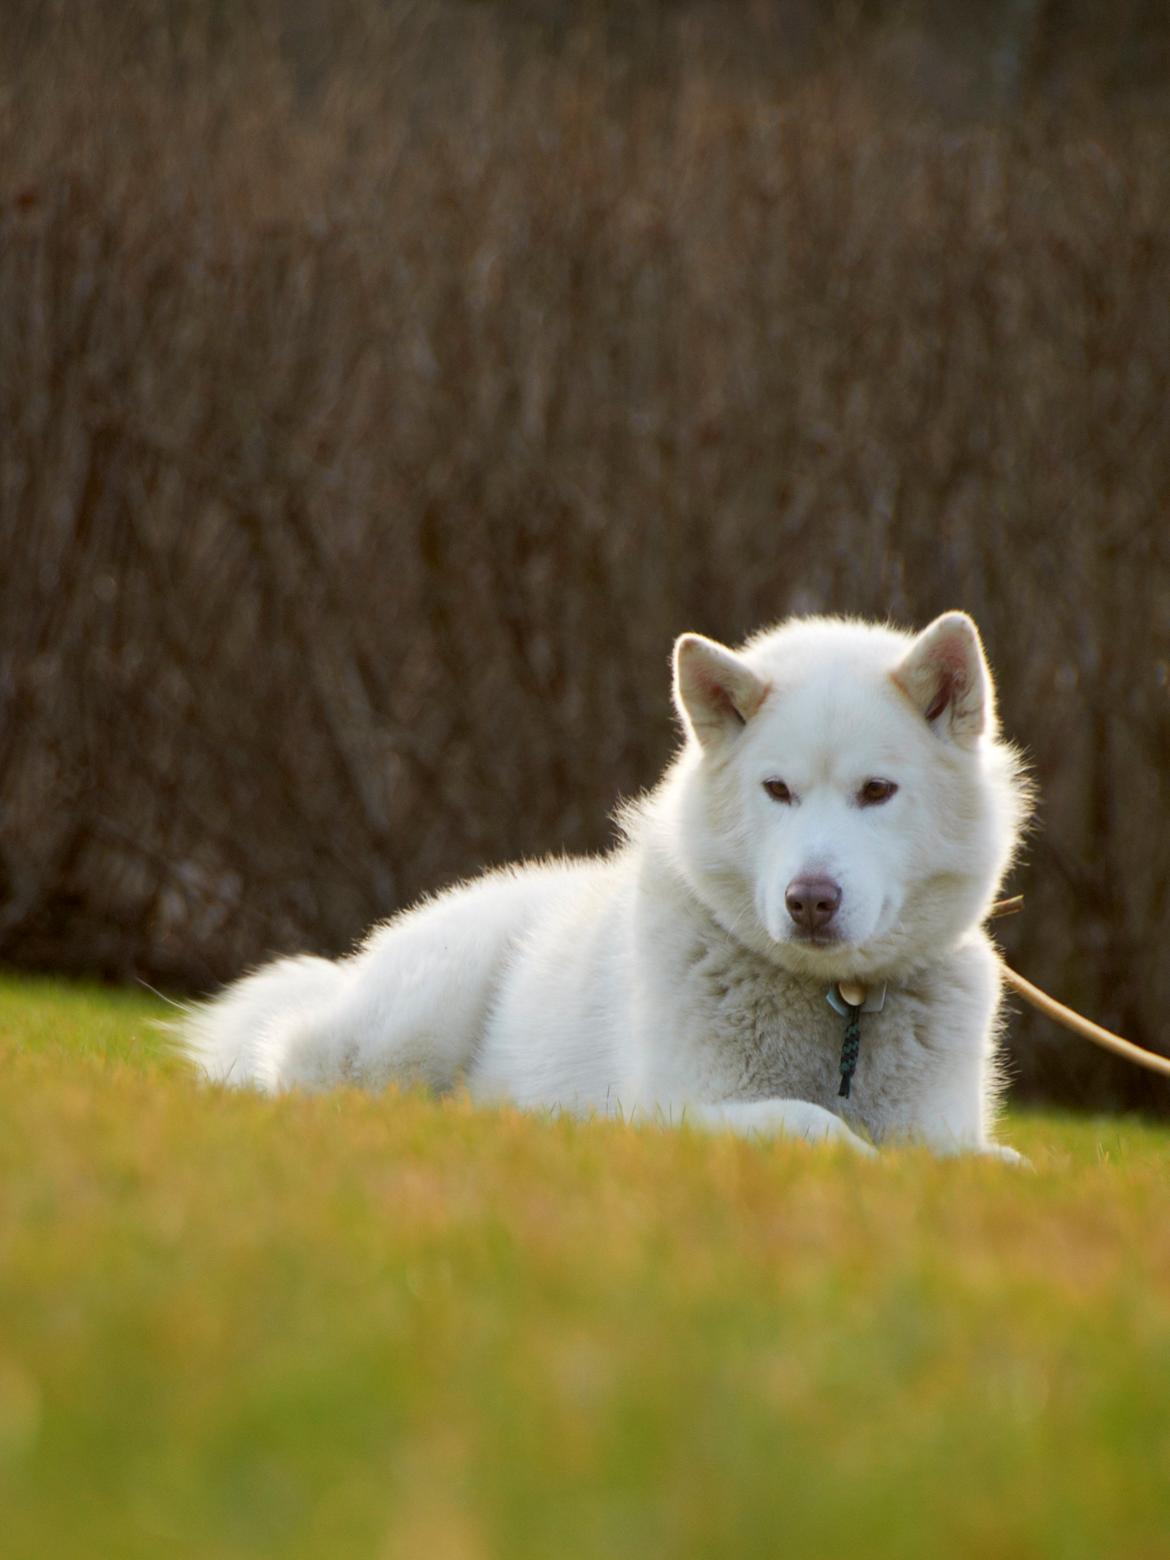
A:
673;633;770;748
893;612;994;747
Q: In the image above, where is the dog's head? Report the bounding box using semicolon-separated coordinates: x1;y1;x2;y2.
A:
664;613;1028;979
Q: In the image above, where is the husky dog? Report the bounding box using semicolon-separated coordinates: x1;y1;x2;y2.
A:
183;613;1029;1157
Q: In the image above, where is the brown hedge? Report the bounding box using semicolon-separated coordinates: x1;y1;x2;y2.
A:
2;2;1169;1110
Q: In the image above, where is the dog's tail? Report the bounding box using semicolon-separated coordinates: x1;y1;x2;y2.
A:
178;954;345;1090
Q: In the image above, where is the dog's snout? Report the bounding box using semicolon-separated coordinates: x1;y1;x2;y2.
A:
785;876;842;933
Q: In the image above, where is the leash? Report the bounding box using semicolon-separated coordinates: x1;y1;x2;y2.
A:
827;895;1170;1095
998;962;1170;1080
989;894;1170;1080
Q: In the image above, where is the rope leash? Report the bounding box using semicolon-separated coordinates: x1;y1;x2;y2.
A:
999;961;1170;1080
989;894;1170;1080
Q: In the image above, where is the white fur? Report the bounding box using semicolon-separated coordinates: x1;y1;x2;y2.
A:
182;614;1029;1157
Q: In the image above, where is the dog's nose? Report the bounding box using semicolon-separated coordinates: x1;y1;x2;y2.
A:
785;877;842;933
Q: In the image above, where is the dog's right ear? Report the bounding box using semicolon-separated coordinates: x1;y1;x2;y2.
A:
673;634;769;748
892;611;994;748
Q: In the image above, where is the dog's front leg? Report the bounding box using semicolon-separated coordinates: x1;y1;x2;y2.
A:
896;937;1027;1162
688;1099;876;1155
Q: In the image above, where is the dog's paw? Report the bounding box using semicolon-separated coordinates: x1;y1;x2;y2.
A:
979;1143;1031;1168
811;1114;877;1157
692;1099;877;1155
766;1101;877;1156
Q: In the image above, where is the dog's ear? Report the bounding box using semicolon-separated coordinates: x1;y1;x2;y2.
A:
892;611;994;747
673;633;769;748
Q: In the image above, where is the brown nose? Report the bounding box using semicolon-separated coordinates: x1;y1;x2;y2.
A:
785;876;842;933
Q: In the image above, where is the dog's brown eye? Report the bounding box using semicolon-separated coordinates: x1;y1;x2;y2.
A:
859;778;898;807
763;779;793;804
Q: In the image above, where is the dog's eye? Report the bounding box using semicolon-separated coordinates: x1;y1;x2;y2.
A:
859;778;898;807
763;779;794;804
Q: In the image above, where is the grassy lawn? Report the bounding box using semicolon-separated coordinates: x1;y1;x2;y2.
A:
1;972;1168;1559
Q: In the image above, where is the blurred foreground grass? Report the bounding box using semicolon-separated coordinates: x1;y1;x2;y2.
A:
1;971;1168;1558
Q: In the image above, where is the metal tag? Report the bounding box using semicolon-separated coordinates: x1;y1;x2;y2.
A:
826;980;888;1017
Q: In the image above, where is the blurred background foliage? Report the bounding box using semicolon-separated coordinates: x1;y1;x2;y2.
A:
1;0;1168;1110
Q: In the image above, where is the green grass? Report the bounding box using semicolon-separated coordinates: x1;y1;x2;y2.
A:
2;972;1168;1559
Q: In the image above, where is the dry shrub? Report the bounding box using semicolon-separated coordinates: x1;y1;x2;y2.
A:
1;2;1168;1109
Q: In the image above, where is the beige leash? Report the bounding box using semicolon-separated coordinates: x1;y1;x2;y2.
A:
991;898;1170;1080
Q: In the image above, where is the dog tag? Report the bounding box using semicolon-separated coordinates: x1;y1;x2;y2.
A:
826;980;888;1017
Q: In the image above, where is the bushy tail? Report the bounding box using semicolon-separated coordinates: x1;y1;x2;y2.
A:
179;955;344;1090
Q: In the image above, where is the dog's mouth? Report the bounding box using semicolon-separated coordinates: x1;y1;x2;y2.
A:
787;929;844;949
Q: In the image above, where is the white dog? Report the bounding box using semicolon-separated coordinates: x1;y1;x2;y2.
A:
183;612;1029;1157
